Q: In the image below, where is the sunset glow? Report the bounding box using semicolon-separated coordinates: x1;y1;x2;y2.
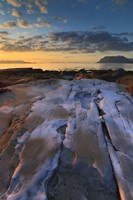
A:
0;0;133;65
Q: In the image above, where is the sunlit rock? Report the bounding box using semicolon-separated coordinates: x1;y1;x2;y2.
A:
0;78;132;200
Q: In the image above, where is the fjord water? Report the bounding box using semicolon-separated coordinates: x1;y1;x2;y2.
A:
0;63;133;71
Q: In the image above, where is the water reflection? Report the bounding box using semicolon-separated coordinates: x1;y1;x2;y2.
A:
0;63;133;71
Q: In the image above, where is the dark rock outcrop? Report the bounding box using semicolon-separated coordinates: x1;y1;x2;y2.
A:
98;56;133;63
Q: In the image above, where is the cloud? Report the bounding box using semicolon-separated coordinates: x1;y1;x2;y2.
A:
12;10;22;17
0;31;10;35
0;21;16;29
7;0;22;7
1;43;33;51
35;22;52;28
40;6;47;13
25;2;32;8
45;31;133;53
53;16;68;24
95;5;101;10
112;0;128;4
90;25;106;31
17;19;32;28
0;9;5;15
115;32;133;37
1;35;44;51
0;36;9;41
35;18;52;28
0;36;5;41
0;32;10;43
0;34;46;51
17;18;52;29
1;31;133;53
35;0;48;6
124;32;133;37
27;8;35;14
35;0;48;13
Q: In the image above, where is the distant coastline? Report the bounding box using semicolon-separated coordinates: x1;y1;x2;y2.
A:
0;60;33;64
0;62;133;71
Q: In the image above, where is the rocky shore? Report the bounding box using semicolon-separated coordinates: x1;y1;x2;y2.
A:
0;68;133;94
0;68;133;200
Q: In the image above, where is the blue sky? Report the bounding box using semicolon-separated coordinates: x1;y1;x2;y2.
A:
0;0;133;63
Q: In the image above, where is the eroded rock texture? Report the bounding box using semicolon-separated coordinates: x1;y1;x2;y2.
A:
0;79;133;200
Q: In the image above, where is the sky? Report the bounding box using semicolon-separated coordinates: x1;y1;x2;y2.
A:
0;0;133;63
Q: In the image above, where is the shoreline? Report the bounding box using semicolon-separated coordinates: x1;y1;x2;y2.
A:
0;67;133;94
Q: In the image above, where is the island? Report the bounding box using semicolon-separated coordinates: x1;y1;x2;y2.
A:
98;55;133;63
0;60;32;64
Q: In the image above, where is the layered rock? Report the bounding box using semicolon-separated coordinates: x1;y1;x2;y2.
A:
0;79;133;200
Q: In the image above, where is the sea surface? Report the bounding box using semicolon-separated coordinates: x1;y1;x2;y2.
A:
0;63;133;71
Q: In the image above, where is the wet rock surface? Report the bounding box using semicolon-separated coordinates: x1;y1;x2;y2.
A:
47;147;119;200
0;78;133;200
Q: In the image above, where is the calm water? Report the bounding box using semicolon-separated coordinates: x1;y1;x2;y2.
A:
0;63;133;71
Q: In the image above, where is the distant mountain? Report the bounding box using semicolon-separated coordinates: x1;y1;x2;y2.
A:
98;56;133;63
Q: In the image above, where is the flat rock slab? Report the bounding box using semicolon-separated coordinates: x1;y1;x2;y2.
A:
0;79;132;200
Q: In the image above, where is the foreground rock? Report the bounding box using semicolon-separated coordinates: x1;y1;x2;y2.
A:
0;68;132;95
0;78;133;200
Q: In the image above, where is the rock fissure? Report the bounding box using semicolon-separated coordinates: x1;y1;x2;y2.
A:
94;93;121;198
